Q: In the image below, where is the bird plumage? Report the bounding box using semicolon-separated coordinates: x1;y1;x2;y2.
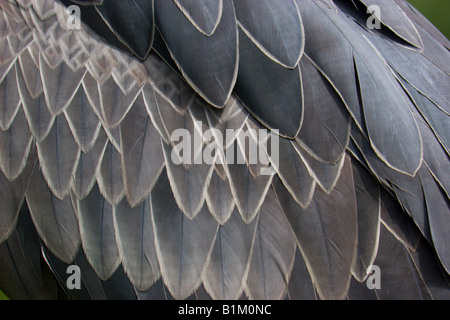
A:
0;0;449;300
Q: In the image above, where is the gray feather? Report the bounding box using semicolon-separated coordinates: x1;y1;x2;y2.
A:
297;54;350;164
36;113;80;199
154;0;238;107
205;169;235;225
174;0;223;36
420;166;450;273
351;158;381;282
360;0;423;48
39;54;86;115
273;138;315;208
120;94;164;207
98;75;141;128
72;127;108;199
292;140;346;193
18;46;43;99
245;187;297;300
16;62;55;142
97;141;124;205
161;141;214;219
274;155;358;300
77;183;120;280
0;106;33;181
233;0;304;68
64;84;102;153
0;146;36;243
113;197;160;291
25;166;80;264
203;208;257;300
224;141;273;223
150;170;218;299
0;62;21;130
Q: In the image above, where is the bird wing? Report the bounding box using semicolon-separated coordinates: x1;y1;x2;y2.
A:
0;0;449;300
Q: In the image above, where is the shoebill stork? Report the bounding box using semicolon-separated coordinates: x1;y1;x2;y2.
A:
0;0;449;300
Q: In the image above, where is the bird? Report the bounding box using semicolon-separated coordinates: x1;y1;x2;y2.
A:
0;0;449;300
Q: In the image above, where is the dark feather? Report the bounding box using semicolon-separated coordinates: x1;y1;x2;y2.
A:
234;27;303;138
203;208;257;300
233;0;304;68
274;155;358;300
113;197;160;291
154;0;238;107
25;166;79;264
120;93;164;207
77;183;120;280
150;169;218;299
174;0;223;36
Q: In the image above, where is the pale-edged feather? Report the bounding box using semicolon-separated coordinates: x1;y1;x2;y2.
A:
36;113;80;199
368;223;432;299
113;197;160;291
420;166;450;274
409;237;450;300
150;169;218;300
206;169;235;225
414;23;450;75
204;97;248;150
286;249;317;300
97;141;124;205
297;54;350;164
0;106;33;181
0;205;58;299
95;0;155;60
380;188;422;252
297;0;422;175
368;33;450;116
0;61;21;130
174;0;222;36
274;155;358;300
64;84;102;153
72;127;108;199
233;0;304;68
353;50;422;176
120;93;165;207
350;124;431;242
16;61;55;142
161;141;215;219
392;0;450;49
18;46;43;99
359;0;423;48
77;183;120;280
203;208;257;300
400;77;449;155
224;140;273;223
234;27;303;139
98;75;142;128
0;146;36;243
0;52;14;82
25;166;80;264
414;116;450;196
245;187;297;300
154;0;238;107
141;84;170;144
350;158;381;282
39;53;86;116
174;0;223;36
292;140;346;193
272;138;315;208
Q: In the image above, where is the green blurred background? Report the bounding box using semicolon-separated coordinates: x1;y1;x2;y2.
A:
408;0;450;38
0;0;448;302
